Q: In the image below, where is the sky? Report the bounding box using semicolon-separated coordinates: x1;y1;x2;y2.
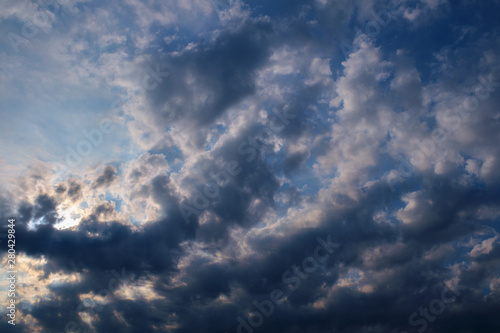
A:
0;0;500;332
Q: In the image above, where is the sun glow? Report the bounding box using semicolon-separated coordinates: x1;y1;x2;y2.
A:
54;206;82;230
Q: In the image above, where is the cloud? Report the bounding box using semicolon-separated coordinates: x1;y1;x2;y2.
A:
92;165;117;189
1;0;500;332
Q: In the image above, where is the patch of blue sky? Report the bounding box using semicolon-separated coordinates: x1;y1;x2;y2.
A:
148;146;184;173
80;201;88;210
246;0;311;19
105;192;123;213
374;2;500;84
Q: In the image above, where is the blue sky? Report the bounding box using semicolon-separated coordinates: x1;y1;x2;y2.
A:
1;0;500;332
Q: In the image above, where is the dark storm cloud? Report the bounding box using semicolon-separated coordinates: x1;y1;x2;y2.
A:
13;175;191;278
173;78;332;239
175;119;286;244
92;165;117;189
67;181;82;201
55;184;66;194
16;194;59;226
9;185;192;331
44;219;182;273
178;159;280;244
282;150;309;175
263;179;500;333
134;175;500;333
54;178;83;202
145;17;274;131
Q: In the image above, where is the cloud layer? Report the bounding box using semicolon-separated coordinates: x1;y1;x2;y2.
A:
1;0;500;332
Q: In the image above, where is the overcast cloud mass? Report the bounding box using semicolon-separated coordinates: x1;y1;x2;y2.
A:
1;0;500;332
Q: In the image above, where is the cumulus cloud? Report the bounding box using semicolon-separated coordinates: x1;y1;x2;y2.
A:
0;0;499;332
